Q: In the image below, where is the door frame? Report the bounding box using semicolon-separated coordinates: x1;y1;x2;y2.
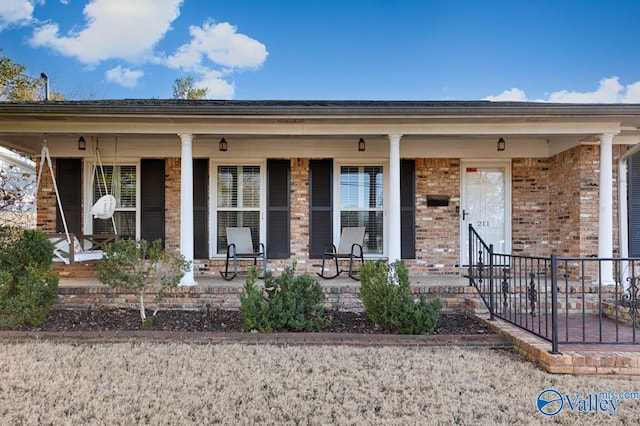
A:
459;159;512;265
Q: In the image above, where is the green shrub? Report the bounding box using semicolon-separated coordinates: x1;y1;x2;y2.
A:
240;265;331;332
0;226;59;328
359;260;441;334
98;239;190;327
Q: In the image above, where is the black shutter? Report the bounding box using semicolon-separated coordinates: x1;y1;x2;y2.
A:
309;159;333;258
141;159;165;246
629;153;640;256
401;159;416;259
55;159;82;236
193;159;209;259
267;159;290;258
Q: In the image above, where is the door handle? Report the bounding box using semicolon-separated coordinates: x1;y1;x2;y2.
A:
462;210;469;220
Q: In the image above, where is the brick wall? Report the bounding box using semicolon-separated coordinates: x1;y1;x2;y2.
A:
407;158;461;274
165;158;180;250
35;157;59;232
512;158;550;256
289;158;310;268
549;146;583;256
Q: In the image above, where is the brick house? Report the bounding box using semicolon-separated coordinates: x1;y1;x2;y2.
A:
1;100;640;284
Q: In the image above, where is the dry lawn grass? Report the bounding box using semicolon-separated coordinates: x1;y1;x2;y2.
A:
1;343;639;425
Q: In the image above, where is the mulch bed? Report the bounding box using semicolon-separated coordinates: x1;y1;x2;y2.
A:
15;308;494;335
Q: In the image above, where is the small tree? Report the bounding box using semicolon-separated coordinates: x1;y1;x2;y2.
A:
98;239;190;327
172;76;208;100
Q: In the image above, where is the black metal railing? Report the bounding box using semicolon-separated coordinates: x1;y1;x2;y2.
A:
468;224;640;353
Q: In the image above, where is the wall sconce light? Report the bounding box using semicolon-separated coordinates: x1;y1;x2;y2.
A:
219;137;228;152
497;137;506;152
77;136;86;151
358;137;366;152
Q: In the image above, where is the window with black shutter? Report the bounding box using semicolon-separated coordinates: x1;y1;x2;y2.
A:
267;159;290;258
629;152;640;256
193;159;209;258
141;159;165;246
309;160;332;258
56;159;82;236
401;159;416;259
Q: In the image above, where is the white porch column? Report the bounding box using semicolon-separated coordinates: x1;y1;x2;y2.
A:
388;133;402;264
178;133;196;286
599;133;614;284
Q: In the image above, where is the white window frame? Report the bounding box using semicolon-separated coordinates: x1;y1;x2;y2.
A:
83;159;141;238
210;160;266;258
334;159;389;258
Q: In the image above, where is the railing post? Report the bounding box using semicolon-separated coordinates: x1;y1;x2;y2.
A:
489;243;495;320
550;254;560;354
468;223;473;286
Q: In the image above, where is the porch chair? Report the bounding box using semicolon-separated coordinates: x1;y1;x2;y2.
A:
317;226;365;281
220;227;267;281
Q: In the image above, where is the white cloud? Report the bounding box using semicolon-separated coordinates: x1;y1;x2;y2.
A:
197;70;235;100
162;20;268;98
167;21;268;70
105;66;144;88
622;81;640;103
0;0;36;29
546;77;624;103
483;88;527;102
484;77;640;103
29;0;182;64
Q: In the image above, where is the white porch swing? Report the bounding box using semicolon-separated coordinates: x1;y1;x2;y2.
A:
38;136;118;264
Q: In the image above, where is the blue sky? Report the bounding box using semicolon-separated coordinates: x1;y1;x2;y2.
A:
1;0;640;101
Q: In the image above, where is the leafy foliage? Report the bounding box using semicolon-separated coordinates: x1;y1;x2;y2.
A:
98;239;190;327
240;265;331;332
0;226;58;328
0;54;66;101
359;261;441;334
172;76;208;100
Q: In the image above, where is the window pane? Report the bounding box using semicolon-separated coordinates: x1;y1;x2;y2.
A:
339;165;384;255
93;166;137;208
92;165;137;237
93;165;113;201
93;212;135;239
340;166;360;209
217;166;237;208
242;166;260;208
216;165;261;254
119;166;136;208
340;211;383;255
217;211;260;254
340;166;383;209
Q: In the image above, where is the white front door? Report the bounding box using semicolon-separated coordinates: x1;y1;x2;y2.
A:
460;162;511;265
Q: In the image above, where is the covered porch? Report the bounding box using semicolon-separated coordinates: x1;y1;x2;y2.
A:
2;100;640;284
